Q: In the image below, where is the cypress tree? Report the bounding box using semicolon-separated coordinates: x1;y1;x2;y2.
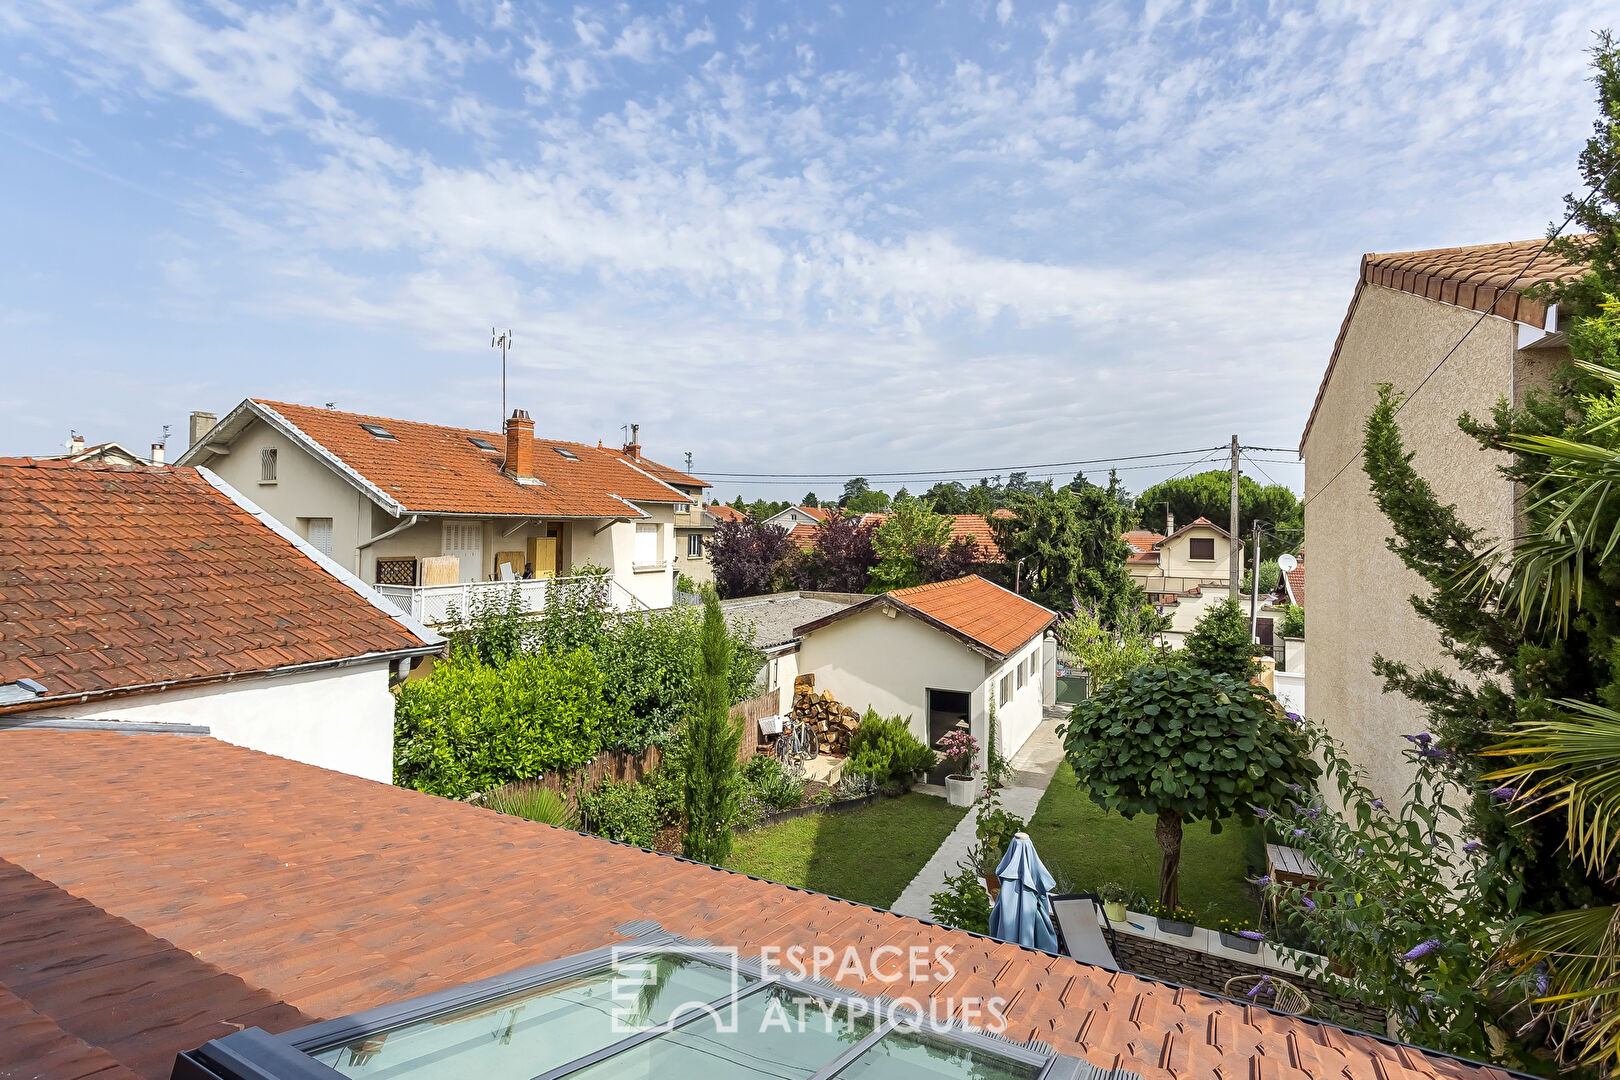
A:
681;590;743;865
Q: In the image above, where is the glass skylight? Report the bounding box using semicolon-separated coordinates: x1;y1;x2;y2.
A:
360;423;396;440
553;447;579;460
468;437;498;452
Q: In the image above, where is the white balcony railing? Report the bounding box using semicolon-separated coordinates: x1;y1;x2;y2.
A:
376;575;652;626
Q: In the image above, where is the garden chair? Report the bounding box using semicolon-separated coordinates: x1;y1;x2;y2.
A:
1223;974;1310;1016
1050;893;1119;971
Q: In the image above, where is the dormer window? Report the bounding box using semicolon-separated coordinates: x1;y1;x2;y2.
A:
360;423;396;440
553;447;579;460
468;437;498;452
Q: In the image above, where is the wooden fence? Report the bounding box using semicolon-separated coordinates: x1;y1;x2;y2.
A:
730;687;780;760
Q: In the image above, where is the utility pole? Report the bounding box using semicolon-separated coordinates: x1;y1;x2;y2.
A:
491;329;513;427
1229;435;1241;598
684;451;694;473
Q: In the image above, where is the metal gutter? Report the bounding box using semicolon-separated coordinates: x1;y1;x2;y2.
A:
356;514;421;551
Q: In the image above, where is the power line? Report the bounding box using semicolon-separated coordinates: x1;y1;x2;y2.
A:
700;444;1225;481
1241;452;1284;489
1302;162;1618;511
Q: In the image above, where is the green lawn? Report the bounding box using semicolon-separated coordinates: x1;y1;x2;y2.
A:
1029;762;1264;924
726;794;968;908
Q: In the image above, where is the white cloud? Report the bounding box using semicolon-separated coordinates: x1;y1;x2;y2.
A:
996;0;1013;27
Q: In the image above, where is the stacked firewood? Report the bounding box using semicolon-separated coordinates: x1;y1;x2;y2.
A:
791;674;861;756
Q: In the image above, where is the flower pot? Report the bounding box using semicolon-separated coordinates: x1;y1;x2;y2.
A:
1102;901;1128;923
1157;917;1194;937
982;875;1002;899
1220;931;1262;954
945;774;976;807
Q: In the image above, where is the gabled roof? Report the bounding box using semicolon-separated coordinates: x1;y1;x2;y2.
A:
1300;238;1589;453
1284;552;1306;607
41;441;156;467
1163;515;1231;543
796;574;1055;659
178;400;700;519
633;456;708;489
0;460;439;711
704;503;750;524
799;504;832;521
0;729;1508;1080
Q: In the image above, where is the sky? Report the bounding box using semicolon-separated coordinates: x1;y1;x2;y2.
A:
0;0;1606;502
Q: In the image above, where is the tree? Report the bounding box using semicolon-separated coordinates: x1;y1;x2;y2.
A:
793;512;877;592
1183;597;1261;680
1053;600;1173;694
992;474;1144;624
868;498;953;591
1240;559;1281;595
840;477;870;506
1135;470;1302;561
707;518;795;598
802;492;820;508
1062;664;1318;907
921;481;970;513
682;590;743;865
845;488;892;514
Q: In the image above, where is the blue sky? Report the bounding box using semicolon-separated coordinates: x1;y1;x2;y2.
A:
0;0;1604;500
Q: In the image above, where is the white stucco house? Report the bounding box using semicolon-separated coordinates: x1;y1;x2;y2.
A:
176;400;710;623
737;576;1057;781
0;458;443;783
763;504;831;530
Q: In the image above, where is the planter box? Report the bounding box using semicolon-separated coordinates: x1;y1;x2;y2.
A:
1102;901;1128;923
1219;932;1262;954
945;775;976;807
1156;917;1194;937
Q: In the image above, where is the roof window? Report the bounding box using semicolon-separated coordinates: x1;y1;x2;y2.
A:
553;447;580;460
468;437;498;451
360;423;396;440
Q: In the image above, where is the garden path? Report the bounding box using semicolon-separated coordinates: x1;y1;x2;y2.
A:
889;705;1069;919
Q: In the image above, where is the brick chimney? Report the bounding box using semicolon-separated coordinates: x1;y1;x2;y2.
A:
189;411;217;448
622;422;641;461
150;443;165;465
505;409;535;478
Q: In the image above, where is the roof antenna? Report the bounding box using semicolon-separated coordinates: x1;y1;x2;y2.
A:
685;451;693;473
325;402;336;410
492;329;513;429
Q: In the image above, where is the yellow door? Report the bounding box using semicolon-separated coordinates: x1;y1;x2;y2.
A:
527;536;558;579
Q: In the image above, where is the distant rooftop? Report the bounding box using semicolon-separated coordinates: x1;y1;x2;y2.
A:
720;591;857;648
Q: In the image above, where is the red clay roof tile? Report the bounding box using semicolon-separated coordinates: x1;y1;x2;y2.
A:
887;574;1056;656
0;730;1502;1080
0;460;433;709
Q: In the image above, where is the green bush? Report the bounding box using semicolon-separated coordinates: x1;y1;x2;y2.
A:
394;650;607;798
1183;597;1261;680
846;710;937;790
578;779;659;847
484;783;576;828
974;802;1027;864
930;868;991;933
741;754;805;813
1280;604;1304;639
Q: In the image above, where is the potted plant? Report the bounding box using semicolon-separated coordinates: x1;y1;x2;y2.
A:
1098;882;1129;923
1145;899;1197;936
1216;916;1264;954
962;843;1000;900
936;729;980;807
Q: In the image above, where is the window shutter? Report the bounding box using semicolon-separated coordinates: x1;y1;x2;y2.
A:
260;447;277;482
635;523;659;566
307;518;333;557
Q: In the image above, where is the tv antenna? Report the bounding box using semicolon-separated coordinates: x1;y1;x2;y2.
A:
685;451;693;473
491;328;513;426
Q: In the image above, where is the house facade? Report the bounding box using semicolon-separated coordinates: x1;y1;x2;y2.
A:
0;458;442;782
764;503;830;530
1301;238;1577;803
176;400;709;621
1124;517;1234;603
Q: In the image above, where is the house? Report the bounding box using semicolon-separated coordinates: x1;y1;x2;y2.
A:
0;458;441;782
763;503;831;530
176;400;709;622
1122;517;1232;600
39;431;166;466
0;726;1510;1080
1301;238;1578;803
786;575;1056;773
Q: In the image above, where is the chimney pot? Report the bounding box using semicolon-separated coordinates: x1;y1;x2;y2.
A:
1166;510;1175;534
69;432;85;454
189;411;217;449
623;422;641;460
505;409;535;478
150;443;165;465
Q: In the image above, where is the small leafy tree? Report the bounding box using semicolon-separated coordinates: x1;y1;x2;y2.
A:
707;518;796;598
869;498;954;591
1062;665;1318;907
1239;559;1280;596
992;475;1145;623
682;591;744;864
1280;604;1305;639
792;512;877;592
1053;599;1172;694
1182;597;1261;680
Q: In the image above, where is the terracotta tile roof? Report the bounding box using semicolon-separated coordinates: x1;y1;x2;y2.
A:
884;574;1056;656
799;504;832;522
1164;515;1231;542
633;457;708;489
1284;555;1305;607
787;521;819;550
856;512;1005;559
1122;529;1164;554
1300;238;1589;453
0;459;435;709
252;401;698;518
705;503;750;524
0;730;1509;1080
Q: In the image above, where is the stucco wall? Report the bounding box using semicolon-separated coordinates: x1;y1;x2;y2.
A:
1302;284;1549;805
569;507;677;609
988;639;1045;758
45;663;397;783
1159;527;1231;579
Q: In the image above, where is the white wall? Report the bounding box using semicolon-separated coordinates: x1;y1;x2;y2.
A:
46;663;398;784
1274;670;1305;717
988;639;1045;758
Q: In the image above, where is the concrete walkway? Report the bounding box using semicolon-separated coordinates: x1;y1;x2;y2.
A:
890;705;1070;918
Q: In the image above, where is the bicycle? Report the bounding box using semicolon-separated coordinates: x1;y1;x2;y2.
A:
772;717;820;777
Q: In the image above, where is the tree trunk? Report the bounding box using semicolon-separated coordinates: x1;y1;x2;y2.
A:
1156;810;1183;909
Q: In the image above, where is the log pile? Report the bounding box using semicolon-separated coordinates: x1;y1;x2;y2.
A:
791;674;861;757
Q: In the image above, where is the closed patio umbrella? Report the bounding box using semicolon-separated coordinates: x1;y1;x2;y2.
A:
988;831;1059;952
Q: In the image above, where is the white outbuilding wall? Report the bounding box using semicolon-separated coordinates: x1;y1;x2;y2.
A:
43;663;398;784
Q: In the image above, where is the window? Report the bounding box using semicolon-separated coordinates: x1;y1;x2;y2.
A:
359;423;395;440
999;673;1012;706
553;446;580;460
468;436;498;452
1016;663;1026;690
634;522;660;566
259;447;277;483
1188;536;1216;561
1029;652;1040;680
686;533;702;558
306;518;333;557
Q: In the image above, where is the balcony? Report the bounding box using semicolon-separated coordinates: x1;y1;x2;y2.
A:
377;575;650;626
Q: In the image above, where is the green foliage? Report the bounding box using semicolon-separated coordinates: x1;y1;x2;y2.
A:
868;497;954;591
1054;598;1173;693
991;474;1147;624
578;779;660;847
1183;597;1262;680
1098;881;1130;904
484;783;577;828
393;650;607;798
740;753;806;814
681;591;744;865
930;867;992;934
445;583;533;666
984;699;1013;793
974;799;1027;864
1135;470;1302;563
846;709;937;790
841;477;892;514
1141;899;1198;925
1279;604;1305;639
1239;559;1280;595
1062;664;1318;907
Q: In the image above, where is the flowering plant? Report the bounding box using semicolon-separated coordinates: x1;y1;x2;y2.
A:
1142;899;1197;924
936;729;980;778
1215;916;1264;941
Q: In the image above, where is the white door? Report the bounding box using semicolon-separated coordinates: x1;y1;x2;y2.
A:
443;521;484;582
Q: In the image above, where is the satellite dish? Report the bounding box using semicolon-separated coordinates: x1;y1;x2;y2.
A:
1277;553;1298;573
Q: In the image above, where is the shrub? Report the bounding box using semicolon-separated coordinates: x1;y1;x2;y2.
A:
935;729;979;778
746;756;805;814
644;753;687;827
930;868;991;934
1099;881;1129;905
578;779;659;847
846;710;936;790
445;584;534;665
484;783;576;828
1239;559;1281;596
1182;597;1262;680
682;591;743;864
394;650;606;798
1279;604;1304;638
974;800;1027;865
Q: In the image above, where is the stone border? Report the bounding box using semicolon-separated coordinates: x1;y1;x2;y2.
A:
1111;909;1321;976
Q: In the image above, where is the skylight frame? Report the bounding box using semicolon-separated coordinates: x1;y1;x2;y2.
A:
468;436;499;452
172;938;1081;1080
359;423;396;441
552;446;580;460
